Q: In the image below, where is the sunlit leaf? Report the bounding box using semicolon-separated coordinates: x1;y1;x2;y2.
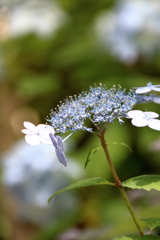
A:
110;142;132;153
84;145;101;168
122;175;160;191
140;218;160;231
48;177;114;204
113;235;160;240
113;235;139;240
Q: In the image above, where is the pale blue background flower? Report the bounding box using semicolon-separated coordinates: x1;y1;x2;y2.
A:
4;0;68;37
95;0;160;64
1;139;83;225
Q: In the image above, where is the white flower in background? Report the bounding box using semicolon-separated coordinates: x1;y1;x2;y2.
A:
1;140;83;224
22;121;55;145
95;0;160;63
6;1;68;37
127;110;160;130
135;82;160;94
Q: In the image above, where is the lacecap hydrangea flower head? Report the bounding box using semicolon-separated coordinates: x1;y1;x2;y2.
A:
22;82;160;166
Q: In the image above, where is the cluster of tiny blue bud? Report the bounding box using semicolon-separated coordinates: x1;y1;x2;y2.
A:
48;84;141;134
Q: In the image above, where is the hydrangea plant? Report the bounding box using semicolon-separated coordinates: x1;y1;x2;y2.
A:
22;82;160;239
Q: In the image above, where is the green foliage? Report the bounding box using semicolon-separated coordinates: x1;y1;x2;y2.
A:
113;235;160;240
109;142;132;153
85;145;102;168
139;236;160;240
122;175;160;191
113;235;139;240
139;218;160;232
16;74;60;98
48;177;114;203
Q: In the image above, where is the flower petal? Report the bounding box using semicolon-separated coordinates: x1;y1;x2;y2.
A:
25;135;41;145
148;119;160;131
38;126;54;139
49;133;58;148
23;122;37;133
153;97;160;104
143;111;159;119
56;135;64;152
151;84;160;87
135;87;151;94
21;129;35;134
151;87;160;92
37;124;50;129
39;136;52;145
131;118;148;127
127;110;144;119
55;147;67;167
37;124;54;131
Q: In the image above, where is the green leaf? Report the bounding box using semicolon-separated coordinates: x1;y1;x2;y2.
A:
85;145;101;168
140;218;160;231
113;235;139;240
48;177;113;204
139;235;160;239
113;235;160;240
122;175;160;191
110;142;132;153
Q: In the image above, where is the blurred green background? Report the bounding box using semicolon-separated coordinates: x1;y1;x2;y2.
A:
1;0;160;239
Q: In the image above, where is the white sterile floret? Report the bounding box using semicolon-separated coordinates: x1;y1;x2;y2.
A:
135;82;160;94
127;110;160;130
22;122;69;166
22;122;55;145
139;95;160;104
152;96;160;104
